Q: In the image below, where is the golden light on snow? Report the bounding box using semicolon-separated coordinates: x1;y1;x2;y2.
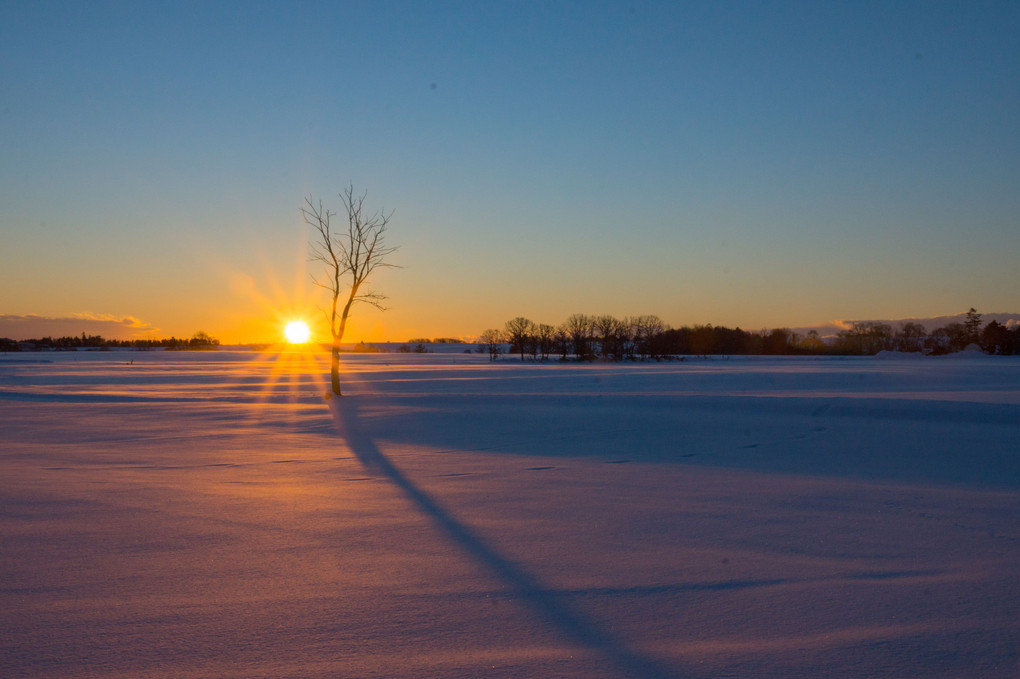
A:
284;320;312;344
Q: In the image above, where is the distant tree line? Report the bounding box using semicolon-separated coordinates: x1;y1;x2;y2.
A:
2;331;221;352
831;309;1019;355
478;308;1020;361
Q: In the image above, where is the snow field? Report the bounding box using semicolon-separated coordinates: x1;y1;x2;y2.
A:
1;351;1018;678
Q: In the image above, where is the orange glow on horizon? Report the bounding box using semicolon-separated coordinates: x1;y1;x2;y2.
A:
215;242;395;344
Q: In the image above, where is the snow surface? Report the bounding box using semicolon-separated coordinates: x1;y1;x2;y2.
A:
1;351;1018;678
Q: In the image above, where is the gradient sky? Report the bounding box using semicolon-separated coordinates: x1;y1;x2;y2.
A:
2;1;1018;343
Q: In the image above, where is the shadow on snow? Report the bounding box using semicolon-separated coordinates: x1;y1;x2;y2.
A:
330;397;681;679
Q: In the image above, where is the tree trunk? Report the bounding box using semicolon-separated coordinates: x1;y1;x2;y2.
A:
330;339;342;396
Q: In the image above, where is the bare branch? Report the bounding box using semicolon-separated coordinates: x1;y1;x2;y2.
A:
305;186;400;395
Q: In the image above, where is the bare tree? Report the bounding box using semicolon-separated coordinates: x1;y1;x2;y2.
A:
630;315;666;360
895;322;925;353
562;313;594;361
479;328;505;361
304;185;398;396
504;316;535;361
552;327;571;361
536;323;555;361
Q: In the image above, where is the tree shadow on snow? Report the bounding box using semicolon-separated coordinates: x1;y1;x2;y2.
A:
329;397;681;679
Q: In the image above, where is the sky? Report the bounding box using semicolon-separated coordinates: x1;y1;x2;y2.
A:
2;1;1018;343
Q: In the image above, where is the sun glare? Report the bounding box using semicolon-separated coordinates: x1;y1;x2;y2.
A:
284;320;311;344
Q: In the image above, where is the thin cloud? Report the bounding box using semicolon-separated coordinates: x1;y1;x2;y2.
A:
792;312;1020;339
0;314;159;340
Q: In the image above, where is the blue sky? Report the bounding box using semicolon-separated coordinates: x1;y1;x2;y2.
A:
2;1;1018;342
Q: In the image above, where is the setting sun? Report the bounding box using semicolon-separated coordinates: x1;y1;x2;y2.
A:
283;320;311;344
